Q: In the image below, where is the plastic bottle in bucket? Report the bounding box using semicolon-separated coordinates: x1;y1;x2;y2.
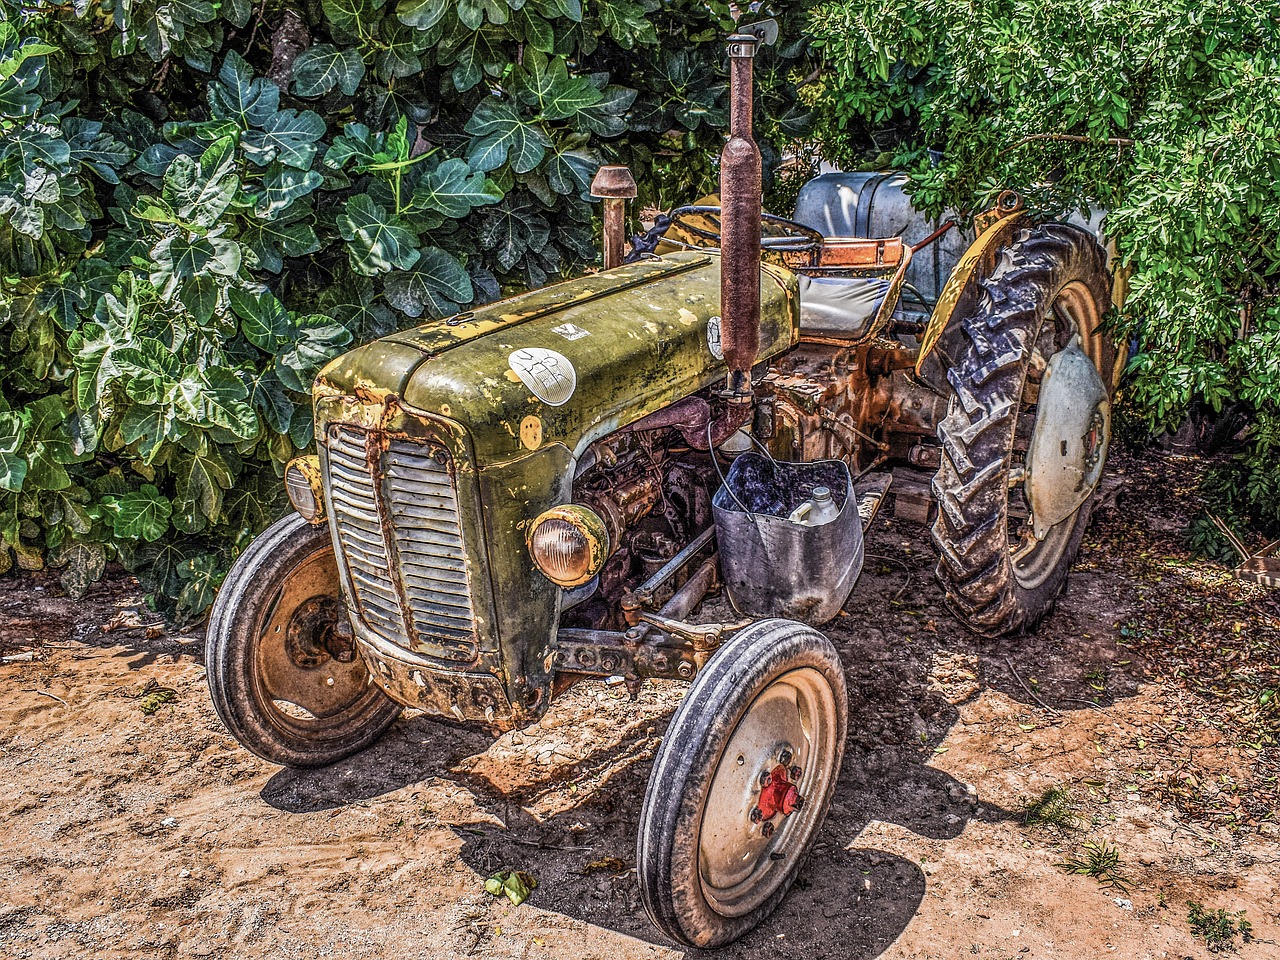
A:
787;486;839;526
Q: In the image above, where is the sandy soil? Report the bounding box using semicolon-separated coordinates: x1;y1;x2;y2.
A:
1;452;1277;960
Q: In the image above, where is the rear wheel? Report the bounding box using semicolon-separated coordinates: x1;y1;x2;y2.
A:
206;513;401;767
931;223;1116;636
637;618;847;948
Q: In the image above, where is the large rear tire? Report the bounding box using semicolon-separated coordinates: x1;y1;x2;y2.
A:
637;619;847;948
206;513;401;767
931;223;1116;636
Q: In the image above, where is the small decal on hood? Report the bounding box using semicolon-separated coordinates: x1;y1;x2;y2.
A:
707;315;724;360
509;347;576;406
551;322;590;341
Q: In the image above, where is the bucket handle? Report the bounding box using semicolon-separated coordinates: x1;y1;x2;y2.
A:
708;422;778;527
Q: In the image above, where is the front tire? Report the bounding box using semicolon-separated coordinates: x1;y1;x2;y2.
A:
637;619;848;948
931;223;1116;636
206;513;401;767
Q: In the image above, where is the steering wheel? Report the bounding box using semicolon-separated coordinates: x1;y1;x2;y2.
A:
665;205;824;264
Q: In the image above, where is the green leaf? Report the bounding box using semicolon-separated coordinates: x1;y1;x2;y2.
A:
164;153;239;227
175;554;226;619
517;51;603;122
0;42;59;82
174;445;234;527
321;0;380;40
104;484;172;542
115;339;182;407
67;322;118;411
197;367;259;439
0;76;41;118
384;248;474;318
464;100;550;174
208;52;280;129
251;166;323;218
480;200;550;272
242;110;328;169
63;118;134;184
396;0;449;30
277;315;354;392
578;84;637;137
180;275;220;324
292;44;366;97
230;288;291;351
243;368;294;435
36;279;87;331
375;20;426;80
336;195;421;276
410;158;504;218
55;541;107;599
241;207;321;273
5;127;71;173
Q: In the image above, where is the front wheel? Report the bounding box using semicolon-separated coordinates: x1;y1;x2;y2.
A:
206;513;401;767
637;619;848;948
931;223;1117;636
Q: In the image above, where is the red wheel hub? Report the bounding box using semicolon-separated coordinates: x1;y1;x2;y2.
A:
755;764;803;822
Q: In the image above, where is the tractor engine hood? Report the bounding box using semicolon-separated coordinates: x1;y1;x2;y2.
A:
314;252;798;466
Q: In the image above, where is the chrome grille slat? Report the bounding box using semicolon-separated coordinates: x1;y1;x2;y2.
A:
326;425;479;663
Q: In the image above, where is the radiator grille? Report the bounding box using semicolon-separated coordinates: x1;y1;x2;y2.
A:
326;426;478;663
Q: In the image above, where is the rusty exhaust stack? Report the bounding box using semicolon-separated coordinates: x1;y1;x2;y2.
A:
720;29;764;399
590;165;638;270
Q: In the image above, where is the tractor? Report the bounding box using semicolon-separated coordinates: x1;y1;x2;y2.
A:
205;21;1119;949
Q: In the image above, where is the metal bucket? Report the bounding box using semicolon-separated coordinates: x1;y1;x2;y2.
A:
712;453;863;625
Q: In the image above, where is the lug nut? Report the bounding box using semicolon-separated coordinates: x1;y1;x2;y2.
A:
759;771;772;787
789;764;802;781
778;749;792;766
761;821;775;838
749;807;763;823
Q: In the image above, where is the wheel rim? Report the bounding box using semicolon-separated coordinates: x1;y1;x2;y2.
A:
1009;279;1105;590
697;666;840;917
252;543;378;731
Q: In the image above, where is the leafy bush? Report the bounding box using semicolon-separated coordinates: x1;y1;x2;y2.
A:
0;0;821;613
806;0;1280;537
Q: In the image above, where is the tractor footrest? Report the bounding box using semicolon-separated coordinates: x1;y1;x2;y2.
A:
855;472;893;531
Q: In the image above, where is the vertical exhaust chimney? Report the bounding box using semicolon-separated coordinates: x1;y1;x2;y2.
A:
719;26;768;399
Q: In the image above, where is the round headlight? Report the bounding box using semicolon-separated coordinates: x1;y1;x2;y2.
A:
285;456;326;524
527;505;610;587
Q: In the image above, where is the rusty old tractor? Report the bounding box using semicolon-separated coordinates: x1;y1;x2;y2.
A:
205;21;1119;949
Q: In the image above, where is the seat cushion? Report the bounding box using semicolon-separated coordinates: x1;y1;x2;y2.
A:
798;273;892;339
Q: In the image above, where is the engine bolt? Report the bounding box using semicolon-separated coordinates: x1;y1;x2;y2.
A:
789;765;802;781
677;661;695;680
778;749;792;766
749;807;763;823
761;821;775;838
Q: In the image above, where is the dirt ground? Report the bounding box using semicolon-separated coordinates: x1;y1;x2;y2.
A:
2;451;1277;960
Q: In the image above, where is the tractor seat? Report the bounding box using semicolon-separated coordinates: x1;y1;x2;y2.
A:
798;237;912;340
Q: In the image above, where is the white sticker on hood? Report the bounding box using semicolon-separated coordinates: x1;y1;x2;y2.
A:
551;322;590;341
707;315;724;360
509;347;576;406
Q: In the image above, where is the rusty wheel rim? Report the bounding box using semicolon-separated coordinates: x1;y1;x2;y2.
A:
696;666;840;917
253;544;373;725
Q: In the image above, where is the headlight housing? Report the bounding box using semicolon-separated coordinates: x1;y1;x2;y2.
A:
284;455;326;524
527;504;610;587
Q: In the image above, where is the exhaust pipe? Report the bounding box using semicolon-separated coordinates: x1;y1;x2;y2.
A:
719;27;766;400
